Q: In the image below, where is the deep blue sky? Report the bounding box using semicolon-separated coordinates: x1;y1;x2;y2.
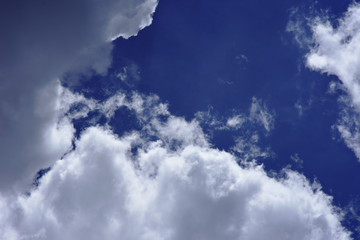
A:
64;0;359;236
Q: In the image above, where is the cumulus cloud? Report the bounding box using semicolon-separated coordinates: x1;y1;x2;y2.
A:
0;126;351;239
0;86;350;239
0;0;158;192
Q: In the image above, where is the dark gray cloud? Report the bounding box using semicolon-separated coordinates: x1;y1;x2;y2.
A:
0;0;157;192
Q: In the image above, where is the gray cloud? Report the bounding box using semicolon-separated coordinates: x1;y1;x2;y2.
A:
0;0;158;192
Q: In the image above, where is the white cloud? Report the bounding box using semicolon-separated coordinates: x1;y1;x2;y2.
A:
54;85;203;150
0;0;158;192
306;3;360;107
0;124;351;239
299;2;360;162
226;114;246;129
232;133;273;161
0;88;351;239
151;116;209;148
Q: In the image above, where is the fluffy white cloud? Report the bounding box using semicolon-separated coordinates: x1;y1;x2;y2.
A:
0;124;350;239
306;3;360;107
301;3;360;161
0;88;351;239
0;0;158;192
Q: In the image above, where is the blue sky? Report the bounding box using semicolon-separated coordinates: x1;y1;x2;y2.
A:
1;0;360;239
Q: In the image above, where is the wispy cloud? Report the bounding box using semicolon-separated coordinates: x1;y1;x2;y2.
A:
249;97;275;132
195;97;275;161
196;97;275;133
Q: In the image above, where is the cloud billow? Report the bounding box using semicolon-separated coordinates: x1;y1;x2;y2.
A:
0;87;351;240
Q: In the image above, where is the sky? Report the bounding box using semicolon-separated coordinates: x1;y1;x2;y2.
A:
1;0;360;239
